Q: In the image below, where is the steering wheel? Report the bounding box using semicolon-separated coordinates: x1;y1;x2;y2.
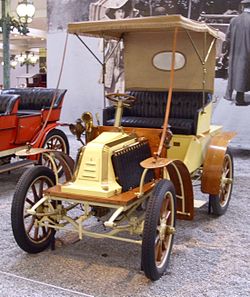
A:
105;93;136;108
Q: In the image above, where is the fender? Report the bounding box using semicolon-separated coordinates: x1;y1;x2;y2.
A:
166;160;194;220
201;131;236;195
141;157;194;220
26;123;58;161
31;122;58;148
16;148;75;182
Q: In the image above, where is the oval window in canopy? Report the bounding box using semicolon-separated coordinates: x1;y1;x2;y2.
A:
152;52;186;71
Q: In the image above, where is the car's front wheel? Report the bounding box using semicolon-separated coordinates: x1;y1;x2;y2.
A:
141;179;176;281
11;166;56;253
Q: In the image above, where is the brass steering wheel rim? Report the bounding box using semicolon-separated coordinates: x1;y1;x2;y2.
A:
105;93;136;107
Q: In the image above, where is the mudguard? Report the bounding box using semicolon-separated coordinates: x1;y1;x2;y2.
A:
26;123;58;161
141;157;194;220
16;148;75;182
166;159;194;220
31;123;58;149
201;131;236;195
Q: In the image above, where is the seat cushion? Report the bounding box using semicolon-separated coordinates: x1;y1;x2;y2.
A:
168;118;194;134
106;116;194;134
106;116;164;128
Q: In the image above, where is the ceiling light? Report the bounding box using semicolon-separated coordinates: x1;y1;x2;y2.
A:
16;0;36;24
10;60;18;68
17;53;25;63
16;51;39;66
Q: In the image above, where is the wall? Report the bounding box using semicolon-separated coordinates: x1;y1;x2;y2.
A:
47;0;96;32
0;63;39;88
47;32;103;124
47;0;102;124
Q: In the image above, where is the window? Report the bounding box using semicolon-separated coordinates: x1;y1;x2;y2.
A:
152;52;186;71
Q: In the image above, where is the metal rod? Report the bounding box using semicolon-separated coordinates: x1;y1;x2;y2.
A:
102;37;106;108
139;168;148;195
186;30;217;108
39;221;143;244
202;32;207;107
204;38;216;63
185;30;203;65
75;33;103;66
187;0;192;19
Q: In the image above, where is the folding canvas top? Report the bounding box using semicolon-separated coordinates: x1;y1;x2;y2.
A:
68;15;224;92
67;15;222;40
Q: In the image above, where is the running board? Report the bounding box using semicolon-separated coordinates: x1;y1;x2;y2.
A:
0;160;36;174
194;199;207;208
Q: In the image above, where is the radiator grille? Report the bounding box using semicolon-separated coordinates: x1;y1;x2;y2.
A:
112;141;154;192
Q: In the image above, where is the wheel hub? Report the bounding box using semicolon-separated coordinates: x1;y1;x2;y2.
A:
159;221;167;240
166;226;175;235
221;176;232;186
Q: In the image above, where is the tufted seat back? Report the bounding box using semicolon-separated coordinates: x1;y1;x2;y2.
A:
103;91;212;135
0;94;20;115
125;91;210;119
125;92;166;118
2;88;67;111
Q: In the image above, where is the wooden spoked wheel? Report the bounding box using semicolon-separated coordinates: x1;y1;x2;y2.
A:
11;166;56;253
142;179;176;281
41;129;69;177
209;148;234;215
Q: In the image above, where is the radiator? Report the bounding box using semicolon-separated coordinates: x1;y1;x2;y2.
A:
112;140;155;192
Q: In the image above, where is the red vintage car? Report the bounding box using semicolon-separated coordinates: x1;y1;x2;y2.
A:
0;88;69;174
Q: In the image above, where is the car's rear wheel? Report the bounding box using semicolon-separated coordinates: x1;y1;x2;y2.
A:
41;129;69;177
209;148;233;215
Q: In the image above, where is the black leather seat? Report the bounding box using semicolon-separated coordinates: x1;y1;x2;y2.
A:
103;91;212;135
2;88;67;113
0;94;20;115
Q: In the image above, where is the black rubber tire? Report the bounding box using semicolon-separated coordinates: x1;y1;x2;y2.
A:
41;128;69;177
11;166;56;253
141;179;176;281
209;148;234;216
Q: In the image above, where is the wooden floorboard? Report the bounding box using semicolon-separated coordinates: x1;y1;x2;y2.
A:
45;182;154;206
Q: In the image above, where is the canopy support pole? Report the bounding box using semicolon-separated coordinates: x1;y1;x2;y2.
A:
74;33;124;109
75;33;103;66
185;30;217;107
102;37;106;108
75;33;106;108
156;27;178;158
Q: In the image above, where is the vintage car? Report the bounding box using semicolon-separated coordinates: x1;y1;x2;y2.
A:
0;88;69;175
11;15;235;281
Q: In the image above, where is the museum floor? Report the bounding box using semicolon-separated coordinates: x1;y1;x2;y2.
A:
0;79;249;297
